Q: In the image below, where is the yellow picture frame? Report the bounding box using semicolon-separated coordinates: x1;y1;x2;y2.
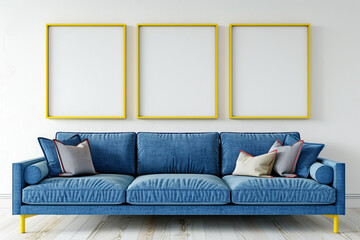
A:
229;24;311;119
46;24;127;119
137;24;218;119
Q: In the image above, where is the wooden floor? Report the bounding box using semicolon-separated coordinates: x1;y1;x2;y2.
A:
1;204;360;240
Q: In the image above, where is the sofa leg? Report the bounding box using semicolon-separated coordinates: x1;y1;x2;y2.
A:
20;215;25;233
323;215;339;233
20;215;36;233
333;215;339;233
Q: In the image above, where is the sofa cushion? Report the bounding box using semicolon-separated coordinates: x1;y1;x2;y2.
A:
220;132;300;175
222;175;336;205
126;174;230;205
56;132;136;175
22;174;134;205
137;133;219;175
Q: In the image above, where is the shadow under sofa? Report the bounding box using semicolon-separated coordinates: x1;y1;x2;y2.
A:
13;132;345;234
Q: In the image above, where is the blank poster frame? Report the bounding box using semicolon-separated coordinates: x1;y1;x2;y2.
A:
137;24;218;119
229;24;311;119
46;24;126;119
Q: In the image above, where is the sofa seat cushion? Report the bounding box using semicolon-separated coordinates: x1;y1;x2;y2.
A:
222;175;336;205
22;174;134;205
126;174;230;205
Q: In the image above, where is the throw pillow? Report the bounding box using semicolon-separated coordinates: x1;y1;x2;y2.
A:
53;139;96;177
24;161;49;185
284;134;325;178
38;135;81;177
309;162;334;185
269;139;304;177
232;150;277;177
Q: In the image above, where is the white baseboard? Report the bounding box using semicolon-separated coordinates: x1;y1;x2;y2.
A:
0;194;11;199
1;194;359;207
346;194;360;208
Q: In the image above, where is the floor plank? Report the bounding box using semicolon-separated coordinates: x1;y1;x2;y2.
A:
36;215;79;240
121;216;147;240
152;216;171;240
169;216;190;240
217;216;240;240
203;216;223;240
53;215;92;240
256;216;286;240
187;216;206;240
89;215;131;240
137;216;156;240
70;215;107;240
233;216;272;240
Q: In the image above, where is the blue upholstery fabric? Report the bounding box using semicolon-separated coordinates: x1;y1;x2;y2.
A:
310;162;334;185
20;204;340;216
127;174;230;205
38;135;81;177
137;133;219;175
222;175;336;205
284;134;325;178
12;157;45;215
56;132;136;175
318;158;345;214
24;161;49;185
220;132;300;175
22;174;134;205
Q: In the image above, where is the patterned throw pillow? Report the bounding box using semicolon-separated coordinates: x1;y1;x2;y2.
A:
53;139;96;177
232;150;277;177
38;135;81;177
269;139;304;177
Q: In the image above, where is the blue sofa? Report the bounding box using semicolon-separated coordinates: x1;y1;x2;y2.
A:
13;132;345;233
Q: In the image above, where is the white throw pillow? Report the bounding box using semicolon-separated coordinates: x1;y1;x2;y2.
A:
269;139;304;177
53;139;96;177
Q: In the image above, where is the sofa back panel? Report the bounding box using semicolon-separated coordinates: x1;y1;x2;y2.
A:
220;132;300;175
56;132;136;175
137;132;220;175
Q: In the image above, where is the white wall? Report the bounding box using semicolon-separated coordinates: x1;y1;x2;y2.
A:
1;0;359;201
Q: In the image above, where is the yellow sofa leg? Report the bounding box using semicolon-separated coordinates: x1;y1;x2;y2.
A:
20;215;36;233
323;215;339;233
20;215;25;233
333;215;339;233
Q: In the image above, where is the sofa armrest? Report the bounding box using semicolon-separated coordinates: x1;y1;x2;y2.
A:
12;157;46;215
317;157;345;215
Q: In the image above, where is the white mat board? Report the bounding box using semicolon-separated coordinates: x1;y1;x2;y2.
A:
48;25;125;118
138;25;217;118
231;25;309;118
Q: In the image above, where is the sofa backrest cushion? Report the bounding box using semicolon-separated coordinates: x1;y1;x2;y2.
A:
56;132;136;175
137;132;220;175
220;132;300;175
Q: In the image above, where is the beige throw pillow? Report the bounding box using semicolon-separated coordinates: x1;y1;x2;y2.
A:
232;150;277;177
